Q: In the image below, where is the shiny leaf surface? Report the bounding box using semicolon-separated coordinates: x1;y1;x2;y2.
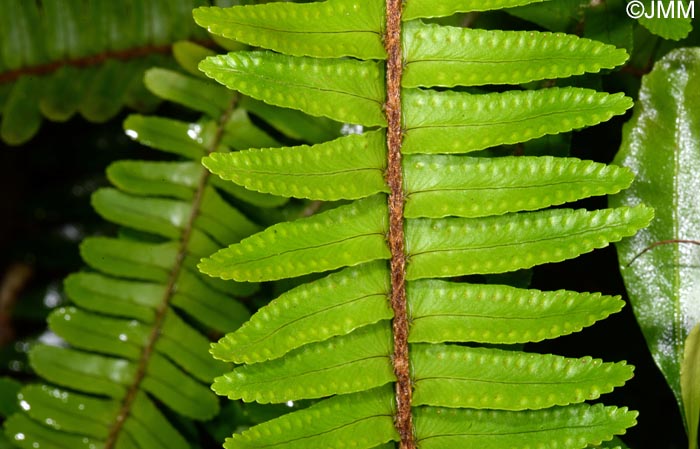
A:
611;48;700;426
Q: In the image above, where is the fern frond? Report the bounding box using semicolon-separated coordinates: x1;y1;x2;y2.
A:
200;196;391;281
404;155;634;218
213;323;395;403
413;404;637;449
411;345;633;409
193;1;385;59
195;1;649;447
211;261;391;364
402;21;628;88
204;130;387;200
0;0;213;145
408;281;624;344
5;52;335;448
223;387;398;449
406;206;652;279
199;52;386;126
401;88;632;154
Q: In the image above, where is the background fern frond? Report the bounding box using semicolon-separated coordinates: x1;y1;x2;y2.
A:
3;43;336;448
0;0;225;146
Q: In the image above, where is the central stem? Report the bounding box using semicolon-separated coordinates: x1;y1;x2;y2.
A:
384;1;414;448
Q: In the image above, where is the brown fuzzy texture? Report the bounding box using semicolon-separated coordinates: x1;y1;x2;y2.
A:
104;98;237;449
384;1;415;448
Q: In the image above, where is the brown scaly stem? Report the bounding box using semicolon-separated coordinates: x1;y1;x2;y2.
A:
0;40;215;85
104;98;236;449
384;1;414;448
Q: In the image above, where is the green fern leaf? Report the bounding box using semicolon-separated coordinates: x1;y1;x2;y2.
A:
79;236;256;297
402;21;628;88
5;54;320;448
18;384;119;439
403;0;551;20
5;413;102;449
108;160;202;200
408;280;624;344
199;52;386;126
223;387;397;449
92;187;258;245
144;68;235;118
6;388;190;449
414;403;637;448
123;112;289;208
212;323;394;403
194;0;647;446
79;237;179;282
30;345;136;399
64;272;160;322
406;205;653;279
402;88;633;154
211;261;391;364
200;196;391;281
123;114;208;159
193;0;385;59
404;155;634;218
204;130;387;201
411;345;633;409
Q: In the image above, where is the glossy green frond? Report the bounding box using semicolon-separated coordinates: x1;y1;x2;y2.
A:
211;261;391;364
403;0;551;20
200;196;391;282
193;1;645;447
402;88;633;154
406;205;653;280
411;345;633;409
404;155;634;218
0;0;211;145
414;403;637;449
407;280;624;344
199;52;386;126
223;387;397;449
204;130;387;201
212;323;394;403
402;21;628;88
193;1;385;59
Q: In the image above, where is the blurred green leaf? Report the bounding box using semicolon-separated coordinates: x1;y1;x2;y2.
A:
612;48;700;437
506;0;586;31
638;0;694;41
584;0;634;53
0;377;20;417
